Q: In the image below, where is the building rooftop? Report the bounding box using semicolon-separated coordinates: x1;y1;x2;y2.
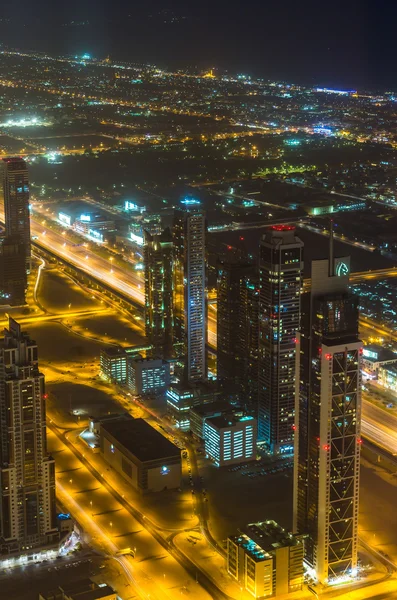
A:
190;400;232;417
100;415;180;462
382;363;397;375
363;344;397;364
230;534;271;562
244;520;302;552
101;345;128;358
206;415;256;430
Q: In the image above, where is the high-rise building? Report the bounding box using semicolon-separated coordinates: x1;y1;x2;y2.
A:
217;257;258;410
144;228;174;359
293;251;362;584
0;317;58;554
173;209;207;382
0;234;27;305
258;226;303;453
2;157;31;272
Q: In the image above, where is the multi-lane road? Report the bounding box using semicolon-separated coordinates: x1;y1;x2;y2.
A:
24;216;397;457
362;400;397;455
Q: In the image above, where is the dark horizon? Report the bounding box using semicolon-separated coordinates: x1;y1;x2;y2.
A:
0;0;396;91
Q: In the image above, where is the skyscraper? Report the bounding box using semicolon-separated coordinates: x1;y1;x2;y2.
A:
0;317;58;553
2;157;31;273
144;228;174;359
173;209;207;382
258;226;303;453
217;256;258;410
293;251;362;584
0;235;27;306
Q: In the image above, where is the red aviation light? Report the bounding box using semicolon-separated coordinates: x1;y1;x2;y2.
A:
357;438;363;444
291;425;296;431
325;353;332;360
323;444;330;451
239;236;245;241
43;393;48;399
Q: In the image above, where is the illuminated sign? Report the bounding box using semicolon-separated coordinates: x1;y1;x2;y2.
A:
335;261;349;277
80;214;91;222
130;232;144;246
88;229;104;242
161;466;170;475
125;200;143;212
363;348;379;360
58;212;71;226
181;198;201;205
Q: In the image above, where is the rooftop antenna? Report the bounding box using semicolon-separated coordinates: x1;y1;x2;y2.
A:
329;218;334;277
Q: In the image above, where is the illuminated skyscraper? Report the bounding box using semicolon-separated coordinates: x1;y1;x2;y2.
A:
0;235;27;305
293;252;362;584
0;317;58;553
217;257;258;410
2;157;31;272
173;209;207;382
144;228;174;359
258;226;303;453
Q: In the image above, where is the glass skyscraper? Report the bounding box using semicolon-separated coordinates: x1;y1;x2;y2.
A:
144;228;174;359
2;157;31;273
258;226;303;453
173;209;207;382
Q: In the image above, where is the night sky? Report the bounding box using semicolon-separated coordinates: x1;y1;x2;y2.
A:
0;0;395;90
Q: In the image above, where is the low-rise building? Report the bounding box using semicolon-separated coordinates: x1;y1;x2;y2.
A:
190;400;232;440
100;415;181;493
379;363;397;392
39;578;117;600
227;521;304;598
166;381;221;430
128;356;170;395
362;344;397;378
100;346;128;383
204;415;257;467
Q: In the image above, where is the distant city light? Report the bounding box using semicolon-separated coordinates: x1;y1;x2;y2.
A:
80;214;91;222
1;117;50;128
181;198;201;205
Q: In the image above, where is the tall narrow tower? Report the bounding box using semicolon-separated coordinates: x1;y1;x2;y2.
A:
258;226;303;453
2;157;31;273
0;317;58;553
217;256;258;410
293;251;362;584
173;209;207;382
144;228;174;359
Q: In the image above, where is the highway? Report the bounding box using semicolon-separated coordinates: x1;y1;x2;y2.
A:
19;213;397;459
362;400;397;455
48;425;214;600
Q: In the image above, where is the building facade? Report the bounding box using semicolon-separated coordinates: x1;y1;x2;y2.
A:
128;357;170;396
0;317;58;554
227;520;304;598
204;415;257;467
217;257;258;409
258;226;303;453
2;157;31;273
100;416;181;494
173;209;207;382
144;228;174;359
293;255;362;584
0;235;27;306
100;346;128;384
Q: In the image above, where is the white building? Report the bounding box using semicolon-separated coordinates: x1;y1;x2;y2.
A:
204;415;257;467
128;357;170;395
